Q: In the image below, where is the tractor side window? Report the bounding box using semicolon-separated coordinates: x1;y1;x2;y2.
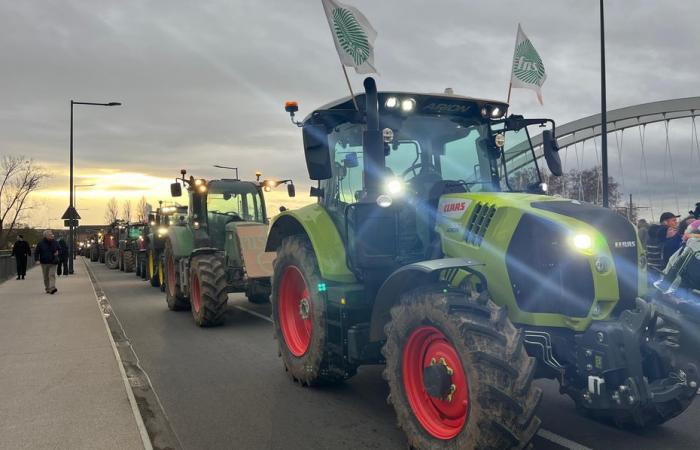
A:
329;123;364;205
244;192;264;222
502;128;541;192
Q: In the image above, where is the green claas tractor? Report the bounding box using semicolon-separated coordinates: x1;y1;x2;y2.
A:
164;169;295;326
118;222;146;273
143;203;188;289
265;78;698;449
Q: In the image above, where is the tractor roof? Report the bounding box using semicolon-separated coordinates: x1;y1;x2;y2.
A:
208;179;260;194
305;91;508;123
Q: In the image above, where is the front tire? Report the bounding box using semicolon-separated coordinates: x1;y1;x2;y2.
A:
383;287;541;450
271;235;353;385
123;251;135;272
189;254;228;327
148;251;161;287
164;240;189;311
105;249;119;269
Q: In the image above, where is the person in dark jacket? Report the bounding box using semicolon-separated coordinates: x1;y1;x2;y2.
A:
56;236;69;276
34;230;60;294
11;235;31;280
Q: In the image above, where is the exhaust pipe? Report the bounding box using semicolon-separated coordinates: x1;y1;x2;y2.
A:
362;77;384;199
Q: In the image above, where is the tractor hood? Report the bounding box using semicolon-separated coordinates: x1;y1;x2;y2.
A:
435;192;645;329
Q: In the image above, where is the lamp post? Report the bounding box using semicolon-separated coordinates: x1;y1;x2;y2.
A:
68;101;121;274
600;0;609;208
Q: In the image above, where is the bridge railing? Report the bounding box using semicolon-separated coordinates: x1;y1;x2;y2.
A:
0;250;35;283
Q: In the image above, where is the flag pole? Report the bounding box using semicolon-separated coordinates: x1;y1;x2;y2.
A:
506;82;513;105
341;64;360;111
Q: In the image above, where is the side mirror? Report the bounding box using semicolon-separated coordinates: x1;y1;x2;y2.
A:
287;183;296;198
542;130;563;176
170;182;182;197
302;124;332;180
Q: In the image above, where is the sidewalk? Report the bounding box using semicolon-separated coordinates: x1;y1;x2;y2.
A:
0;260;145;450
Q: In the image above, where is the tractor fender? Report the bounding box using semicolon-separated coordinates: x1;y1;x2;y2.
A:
369;258;487;341
265;204;356;283
166;225;195;260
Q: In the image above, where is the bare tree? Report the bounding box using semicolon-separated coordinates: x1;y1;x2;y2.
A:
122;199;132;223
104;197;119;224
0;155;49;248
136;196;148;222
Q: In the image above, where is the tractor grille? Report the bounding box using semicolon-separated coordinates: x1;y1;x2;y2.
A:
465;203;496;246
532;201;639;310
506;213;595;317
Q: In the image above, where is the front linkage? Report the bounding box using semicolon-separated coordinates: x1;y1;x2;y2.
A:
558;297;698;427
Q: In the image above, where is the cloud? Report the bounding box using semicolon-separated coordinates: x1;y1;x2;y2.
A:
2;0;699;225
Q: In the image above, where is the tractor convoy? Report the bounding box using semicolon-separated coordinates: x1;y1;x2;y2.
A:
82;79;700;449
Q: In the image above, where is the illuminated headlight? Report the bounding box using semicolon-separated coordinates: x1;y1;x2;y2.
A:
157;227;168;236
376;194;393;208
572;233;593;251
194;179;203;186
481;104;506;118
264;186;271;192
400;98;416;113
198;185;207;193
150;221;156;226
385;96;399;109
193;221;200;230
540;182;548;192
494;133;505;148
386;178;404;195
491;107;501;118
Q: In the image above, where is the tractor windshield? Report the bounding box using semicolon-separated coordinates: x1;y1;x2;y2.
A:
327;114;542;204
128;226;143;239
206;182;265;224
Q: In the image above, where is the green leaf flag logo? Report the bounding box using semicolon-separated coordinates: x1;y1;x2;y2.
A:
332;7;370;66
322;0;377;74
512;39;545;86
510;24;546;104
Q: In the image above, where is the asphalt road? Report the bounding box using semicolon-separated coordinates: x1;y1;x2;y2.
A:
87;259;700;450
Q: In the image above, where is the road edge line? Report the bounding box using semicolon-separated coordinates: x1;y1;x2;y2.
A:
83;258;154;450
537;428;593;450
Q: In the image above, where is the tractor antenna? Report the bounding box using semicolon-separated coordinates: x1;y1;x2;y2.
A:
213;165;239;180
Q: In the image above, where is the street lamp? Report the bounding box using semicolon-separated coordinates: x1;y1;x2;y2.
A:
67;100;121;274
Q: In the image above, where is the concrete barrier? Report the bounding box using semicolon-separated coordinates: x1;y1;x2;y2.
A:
0;250;35;283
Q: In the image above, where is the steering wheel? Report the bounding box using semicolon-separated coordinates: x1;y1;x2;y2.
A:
402;163;423;179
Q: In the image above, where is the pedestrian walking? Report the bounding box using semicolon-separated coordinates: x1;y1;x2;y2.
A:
34;230;60;294
56;236;69;276
11;235;31;280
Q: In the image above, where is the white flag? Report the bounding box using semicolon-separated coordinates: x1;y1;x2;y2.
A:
322;0;377;74
510;24;547;105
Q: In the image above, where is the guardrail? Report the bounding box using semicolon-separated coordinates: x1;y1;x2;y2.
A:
0;250;35;283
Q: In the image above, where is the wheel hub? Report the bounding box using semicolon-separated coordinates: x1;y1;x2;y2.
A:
299;298;310;320
423;357;457;402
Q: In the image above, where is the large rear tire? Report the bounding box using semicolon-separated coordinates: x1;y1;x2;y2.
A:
123;250;135;273
164;240;190;311
189;255;228;327
271;235;353;386
105;249;119;269
383;287;541;450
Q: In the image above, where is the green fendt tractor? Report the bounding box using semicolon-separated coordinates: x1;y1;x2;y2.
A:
143;203;189;289
265;78;698;449
118;222;146;273
164;169;295;326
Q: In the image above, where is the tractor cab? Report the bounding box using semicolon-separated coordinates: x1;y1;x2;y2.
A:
288;78;562;280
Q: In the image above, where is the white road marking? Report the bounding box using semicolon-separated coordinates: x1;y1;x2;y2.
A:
537;429;593;450
234;303;593;450
233;304;273;323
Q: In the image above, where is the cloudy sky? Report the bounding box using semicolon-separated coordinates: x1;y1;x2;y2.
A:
2;0;699;227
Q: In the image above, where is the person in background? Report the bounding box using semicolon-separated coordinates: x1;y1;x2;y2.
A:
56;235;69;276
11;234;31;280
658;212;683;268
34;230;60;294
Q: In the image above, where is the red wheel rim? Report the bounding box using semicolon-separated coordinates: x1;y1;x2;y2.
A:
402;326;469;440
191;273;201;312
278;266;312;357
167;256;176;297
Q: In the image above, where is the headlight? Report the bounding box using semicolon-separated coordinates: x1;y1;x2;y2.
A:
376;194;392;208
198;185;207;193
400;98;416;113
157;227;168;235
385;96;399;109
571;233;593;251
386;178;404;195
